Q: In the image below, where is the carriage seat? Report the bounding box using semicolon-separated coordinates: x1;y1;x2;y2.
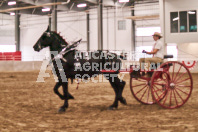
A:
152;55;173;68
131;55;174;78
150;55;173;67
148;55;173;72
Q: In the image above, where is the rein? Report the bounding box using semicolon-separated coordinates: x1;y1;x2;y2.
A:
48;39;82;65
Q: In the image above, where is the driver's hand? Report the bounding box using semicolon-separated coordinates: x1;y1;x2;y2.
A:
142;50;147;53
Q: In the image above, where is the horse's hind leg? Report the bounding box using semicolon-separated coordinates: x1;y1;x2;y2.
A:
105;74;119;110
112;76;127;105
109;80;119;110
58;82;69;113
107;74;127;109
53;82;74;100
118;79;127;105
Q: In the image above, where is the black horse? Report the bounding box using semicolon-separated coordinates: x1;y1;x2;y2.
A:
33;27;126;112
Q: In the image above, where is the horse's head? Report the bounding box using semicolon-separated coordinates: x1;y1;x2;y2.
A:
33;26;53;52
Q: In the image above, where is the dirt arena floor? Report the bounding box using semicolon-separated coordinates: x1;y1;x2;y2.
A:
0;71;198;132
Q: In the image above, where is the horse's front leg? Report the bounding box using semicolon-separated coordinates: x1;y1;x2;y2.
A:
53;82;74;100
58;82;69;113
53;82;64;99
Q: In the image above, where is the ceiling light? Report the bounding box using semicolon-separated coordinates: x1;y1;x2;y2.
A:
42;8;50;12
77;3;87;8
10;12;15;16
173;17;179;21
188;11;196;14
8;1;16;6
119;0;129;3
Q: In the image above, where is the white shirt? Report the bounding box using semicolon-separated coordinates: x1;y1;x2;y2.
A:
153;39;164;59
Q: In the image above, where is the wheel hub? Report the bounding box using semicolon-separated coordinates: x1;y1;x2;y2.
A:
147;81;150;86
170;83;175;89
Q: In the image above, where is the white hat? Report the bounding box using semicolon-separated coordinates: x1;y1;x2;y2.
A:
152;32;162;38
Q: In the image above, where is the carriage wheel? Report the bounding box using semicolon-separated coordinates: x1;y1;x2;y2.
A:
151;61;193;109
130;76;156;105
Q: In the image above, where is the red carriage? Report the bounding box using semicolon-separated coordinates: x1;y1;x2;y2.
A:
102;55;193;109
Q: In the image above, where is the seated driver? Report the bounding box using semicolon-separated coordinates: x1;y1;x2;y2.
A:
139;32;164;77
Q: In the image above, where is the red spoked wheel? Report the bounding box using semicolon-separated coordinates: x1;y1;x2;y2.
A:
151;61;193;109
130;77;156;105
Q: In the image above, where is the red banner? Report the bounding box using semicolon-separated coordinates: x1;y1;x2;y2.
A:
0;51;21;61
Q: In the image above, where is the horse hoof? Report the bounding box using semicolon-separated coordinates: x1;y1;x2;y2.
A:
119;97;127;105
108;106;118;110
58;107;66;113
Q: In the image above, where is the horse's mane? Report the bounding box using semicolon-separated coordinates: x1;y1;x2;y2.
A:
52;31;69;46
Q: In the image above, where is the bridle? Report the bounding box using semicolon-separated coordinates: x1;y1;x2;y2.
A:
37;39;42;51
36;32;51;51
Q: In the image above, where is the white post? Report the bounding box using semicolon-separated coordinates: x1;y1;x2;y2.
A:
159;0;166;54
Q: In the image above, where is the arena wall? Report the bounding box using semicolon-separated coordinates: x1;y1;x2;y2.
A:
19;8;133;61
0;61;43;71
0;14;15;46
161;0;198;44
160;0;198;66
